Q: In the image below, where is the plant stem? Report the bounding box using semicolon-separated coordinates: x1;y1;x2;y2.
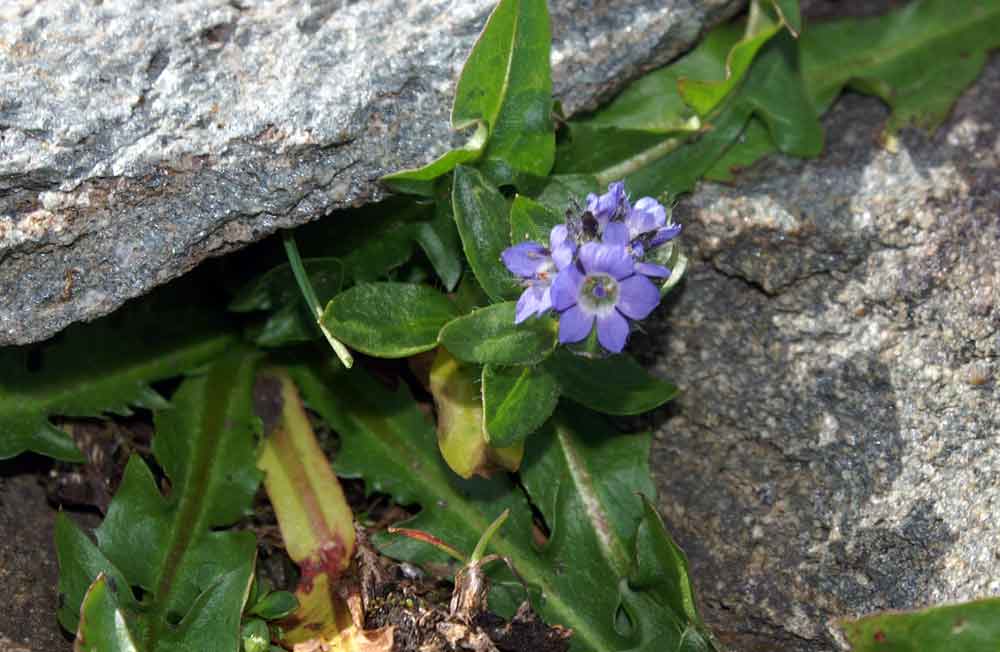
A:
282;231;354;368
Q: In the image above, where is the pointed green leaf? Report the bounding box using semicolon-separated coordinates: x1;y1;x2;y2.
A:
416;199;464;292
321;282;459;358
248;591;299;621
381;124;488;197
74;574;140;652
545;348;678;416
839;598;1000;652
679;1;785;116
451;166;520;302
439;302;557;365
482;364;559;447
57;352;262;651
56;514;134;634
0;285;234;462
459;0;554;185
292;355;716;652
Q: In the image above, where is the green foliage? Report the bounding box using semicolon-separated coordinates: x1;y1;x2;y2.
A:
452;165;521;302
415;199;464;291
458;0;554;186
509;194;562;244
482;364;560;447
545;349;678;416
229;258;344;347
321;282;459;358
56;353;262;651
0;285;235;462
291;357;715;652
439;302;557;365
382;0;554;194
839;598;1000;652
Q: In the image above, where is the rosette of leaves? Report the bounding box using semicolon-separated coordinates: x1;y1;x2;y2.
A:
313;0;678;477
55;353;264;652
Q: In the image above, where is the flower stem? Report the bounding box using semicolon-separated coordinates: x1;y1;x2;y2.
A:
281;231;354;368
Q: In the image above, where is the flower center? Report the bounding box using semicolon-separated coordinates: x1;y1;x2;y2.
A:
578;273;618;314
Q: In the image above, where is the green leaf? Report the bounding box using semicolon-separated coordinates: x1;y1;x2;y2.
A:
321;282;459;358
0;284;235;462
545;348;679;416
678;1;785;116
230;258;344;347
229;259;344;313
292;356;715;652
429;348;524;479
56;352;262;651
382;124;488;197
803;0;1000;133
451;166;520;302
839;598;1000;652
509;195;561;244
713;0;1000;178
482;364;559;447
248;591;298;621
439;302;557;365
74;574;140;652
416;199;464;291
454;0;554;186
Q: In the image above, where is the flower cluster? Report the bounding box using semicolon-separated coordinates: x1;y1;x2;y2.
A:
501;182;681;353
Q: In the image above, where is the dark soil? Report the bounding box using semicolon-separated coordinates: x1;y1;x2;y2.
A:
0;457;75;652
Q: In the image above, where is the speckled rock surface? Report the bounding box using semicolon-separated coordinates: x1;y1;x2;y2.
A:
0;0;742;346
642;55;1000;651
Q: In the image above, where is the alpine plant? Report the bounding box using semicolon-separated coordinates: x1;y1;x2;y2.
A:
501;182;681;354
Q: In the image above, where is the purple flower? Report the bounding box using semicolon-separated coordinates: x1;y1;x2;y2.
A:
585;181;628;225
648;222;682;248
626;197;667;240
501;225;576;324
551;239;660;353
602;221;671;280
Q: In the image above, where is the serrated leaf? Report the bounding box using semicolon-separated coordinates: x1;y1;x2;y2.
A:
451;165;521;302
429;348;524;479
292;354;716;652
0;285;235;462
544;348;678;416
713;0;1000;179
416;199;464;291
839;598;1000;652
482;364;559;447
439;302;557;365
509;195;562;244
56;352;262;651
321;282;459;358
458;0;554;186
803;0;1000;133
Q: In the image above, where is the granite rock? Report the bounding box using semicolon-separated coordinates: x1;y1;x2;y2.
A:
0;0;743;346
642;55;1000;651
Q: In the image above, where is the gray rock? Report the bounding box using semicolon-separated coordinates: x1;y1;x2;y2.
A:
0;0;743;346
642;55;1000;651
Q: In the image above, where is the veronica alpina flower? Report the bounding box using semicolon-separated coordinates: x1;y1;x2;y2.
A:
585;181;628;226
550;233;660;353
501;225;575;323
